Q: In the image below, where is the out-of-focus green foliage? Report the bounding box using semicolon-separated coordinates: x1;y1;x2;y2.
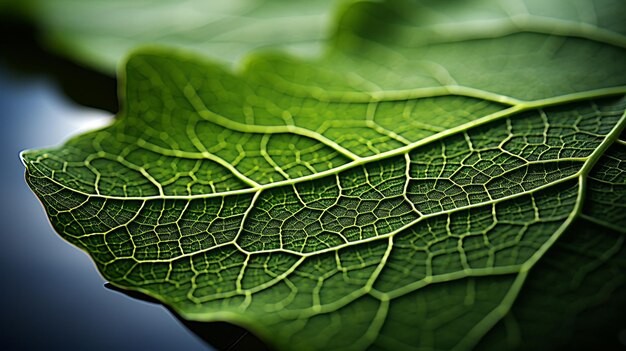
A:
6;0;339;72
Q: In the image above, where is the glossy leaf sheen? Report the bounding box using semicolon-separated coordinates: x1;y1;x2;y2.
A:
23;0;626;350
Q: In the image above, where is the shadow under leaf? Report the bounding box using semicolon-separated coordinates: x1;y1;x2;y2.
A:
104;284;271;351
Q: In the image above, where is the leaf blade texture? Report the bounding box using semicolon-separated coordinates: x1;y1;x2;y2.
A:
22;0;626;350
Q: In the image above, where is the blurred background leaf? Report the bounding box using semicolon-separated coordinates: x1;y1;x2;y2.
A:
2;0;341;73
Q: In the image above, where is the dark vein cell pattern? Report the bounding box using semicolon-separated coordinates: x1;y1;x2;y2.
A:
24;79;626;350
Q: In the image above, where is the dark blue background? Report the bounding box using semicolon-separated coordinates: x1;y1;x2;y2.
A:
0;68;210;351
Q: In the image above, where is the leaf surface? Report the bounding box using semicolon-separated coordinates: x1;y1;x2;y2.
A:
22;0;626;350
11;0;338;72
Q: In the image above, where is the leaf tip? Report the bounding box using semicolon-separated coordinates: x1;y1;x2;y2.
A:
19;148;42;171
19;149;32;169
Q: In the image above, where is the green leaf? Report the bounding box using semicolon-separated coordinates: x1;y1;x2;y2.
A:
22;0;626;350
12;0;339;73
